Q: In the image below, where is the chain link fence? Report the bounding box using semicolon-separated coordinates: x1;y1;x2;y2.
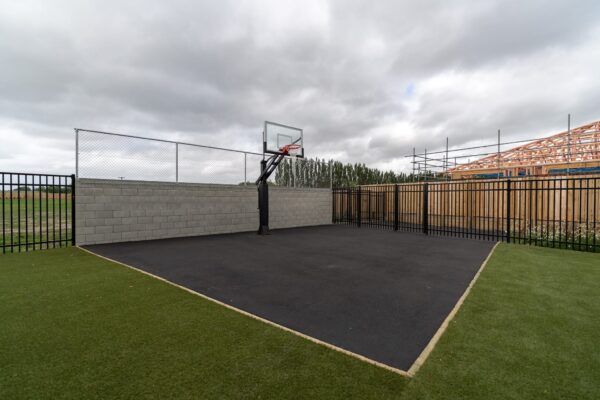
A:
75;129;332;188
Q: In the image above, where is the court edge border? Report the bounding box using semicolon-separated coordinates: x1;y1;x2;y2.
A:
77;246;410;377
78;242;499;379
406;241;499;376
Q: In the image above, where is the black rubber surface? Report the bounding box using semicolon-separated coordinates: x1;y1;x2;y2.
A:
85;225;495;371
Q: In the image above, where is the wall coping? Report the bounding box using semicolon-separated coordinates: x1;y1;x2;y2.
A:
76;178;331;192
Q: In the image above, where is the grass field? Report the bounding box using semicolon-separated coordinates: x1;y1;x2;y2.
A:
399;244;600;399
1;243;599;399
1;197;72;250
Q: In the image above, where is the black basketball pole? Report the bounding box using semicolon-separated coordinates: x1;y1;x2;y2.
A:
256;132;302;235
256;152;286;234
257;159;270;234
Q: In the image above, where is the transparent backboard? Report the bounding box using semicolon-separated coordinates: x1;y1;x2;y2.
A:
263;121;304;157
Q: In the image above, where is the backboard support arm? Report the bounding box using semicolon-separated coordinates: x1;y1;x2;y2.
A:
255;153;285;185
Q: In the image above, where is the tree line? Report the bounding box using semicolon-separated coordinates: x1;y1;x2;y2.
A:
273;158;416;187
9;186;72;193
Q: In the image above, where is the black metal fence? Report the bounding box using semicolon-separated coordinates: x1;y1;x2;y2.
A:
1;172;75;253
333;177;600;252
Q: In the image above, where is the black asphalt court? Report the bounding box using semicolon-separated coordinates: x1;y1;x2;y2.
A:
84;225;495;371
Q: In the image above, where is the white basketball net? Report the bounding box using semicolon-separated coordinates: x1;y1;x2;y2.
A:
286;144;300;157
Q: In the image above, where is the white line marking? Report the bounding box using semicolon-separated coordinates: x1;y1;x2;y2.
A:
78;246;411;377
406;242;499;376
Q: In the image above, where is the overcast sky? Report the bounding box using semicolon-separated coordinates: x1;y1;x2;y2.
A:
2;0;600;176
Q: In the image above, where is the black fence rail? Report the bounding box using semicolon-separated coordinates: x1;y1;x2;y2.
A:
333;177;600;253
1;172;75;253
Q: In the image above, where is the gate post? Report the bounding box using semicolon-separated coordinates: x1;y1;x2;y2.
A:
357;187;362;227
506;179;511;243
423;183;429;235
394;184;399;231
332;189;336;224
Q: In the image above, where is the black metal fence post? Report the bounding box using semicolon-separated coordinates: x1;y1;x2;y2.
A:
332;189;336;224
394;184;399;231
423;183;429;235
346;188;350;224
506;179;511;243
357;187;362;227
71;174;76;246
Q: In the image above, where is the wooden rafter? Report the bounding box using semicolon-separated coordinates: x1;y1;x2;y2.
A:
449;120;600;172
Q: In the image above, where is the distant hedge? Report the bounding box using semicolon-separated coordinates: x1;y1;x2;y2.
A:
274;158;416;187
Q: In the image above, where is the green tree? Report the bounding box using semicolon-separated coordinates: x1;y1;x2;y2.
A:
274;158;414;187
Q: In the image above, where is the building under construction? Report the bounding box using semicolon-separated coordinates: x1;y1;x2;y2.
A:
411;119;600;180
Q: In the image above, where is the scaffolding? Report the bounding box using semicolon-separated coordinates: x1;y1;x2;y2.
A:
408;116;600;180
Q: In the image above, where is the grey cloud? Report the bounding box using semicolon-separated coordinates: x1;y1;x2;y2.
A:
1;0;599;173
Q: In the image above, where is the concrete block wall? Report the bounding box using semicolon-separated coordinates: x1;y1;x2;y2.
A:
270;186;332;229
75;179;331;245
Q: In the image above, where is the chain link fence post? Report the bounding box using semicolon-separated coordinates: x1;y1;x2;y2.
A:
175;143;179;182
75;129;79;179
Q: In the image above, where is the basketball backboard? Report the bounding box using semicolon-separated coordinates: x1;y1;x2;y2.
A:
263;121;304;158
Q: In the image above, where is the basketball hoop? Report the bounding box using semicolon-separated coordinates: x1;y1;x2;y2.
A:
280;143;301;156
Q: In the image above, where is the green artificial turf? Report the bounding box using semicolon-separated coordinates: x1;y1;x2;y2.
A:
400;244;600;400
1;244;599;399
0;248;406;399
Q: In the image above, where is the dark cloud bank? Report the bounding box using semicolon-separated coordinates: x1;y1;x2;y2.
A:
1;0;599;173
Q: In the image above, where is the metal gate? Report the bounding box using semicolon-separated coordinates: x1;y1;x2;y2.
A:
1;172;75;253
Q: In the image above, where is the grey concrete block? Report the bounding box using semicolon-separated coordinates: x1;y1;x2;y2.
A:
113;225;130;233
77;195;95;204
95;210;113;219
113;210;130;218
103;217;121;226
85;217;105;227
95;225;114;234
122;188;137;196
104;232;123;242
85;233;106;243
81;226;95;235
137;216;153;224
130;209;146;217
122;231;141;241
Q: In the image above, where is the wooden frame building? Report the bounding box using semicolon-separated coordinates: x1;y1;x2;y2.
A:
448;120;600;179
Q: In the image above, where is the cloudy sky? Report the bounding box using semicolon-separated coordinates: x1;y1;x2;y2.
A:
1;0;600;178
